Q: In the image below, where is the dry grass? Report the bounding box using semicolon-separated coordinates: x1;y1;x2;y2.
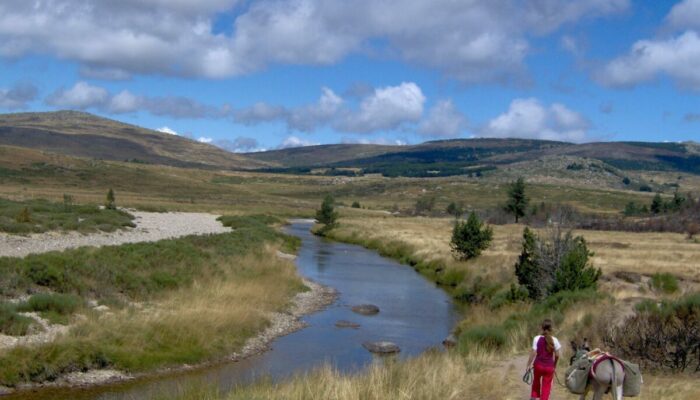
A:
332;213;700;283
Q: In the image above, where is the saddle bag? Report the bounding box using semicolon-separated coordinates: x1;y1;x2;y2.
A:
565;357;592;395
621;360;643;397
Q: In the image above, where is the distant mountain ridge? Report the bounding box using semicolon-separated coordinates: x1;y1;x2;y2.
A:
0;111;697;177
0;111;268;170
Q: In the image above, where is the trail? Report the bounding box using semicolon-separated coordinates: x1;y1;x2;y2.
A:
491;353;577;400
0;210;230;257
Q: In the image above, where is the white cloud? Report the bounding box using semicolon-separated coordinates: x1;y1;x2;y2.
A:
44;82;224;119
45;81;109;109
0;0;629;83
482;98;589;142
337;82;425;133
233;102;288;125
213;136;260;152
197;137;213;143
666;0;700;31
598;31;700;90
108;90;141;113
288;87;343;132
417;100;467;138
156;126;179;135
0;82;37;110
279;136;319;149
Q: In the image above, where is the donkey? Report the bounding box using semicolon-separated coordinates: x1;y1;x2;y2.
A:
571;340;625;400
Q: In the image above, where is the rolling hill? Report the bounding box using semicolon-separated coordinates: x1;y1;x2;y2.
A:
0;111;268;170
247;138;700;177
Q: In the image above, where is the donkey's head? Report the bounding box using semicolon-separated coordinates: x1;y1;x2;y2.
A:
570;338;591;365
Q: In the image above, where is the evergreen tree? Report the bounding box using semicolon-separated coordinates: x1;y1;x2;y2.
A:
505;177;528;223
315;195;339;234
551;237;601;293
446;201;464;217
106;188;116;210
651;193;663;214
514;227;543;300
450;212;493;260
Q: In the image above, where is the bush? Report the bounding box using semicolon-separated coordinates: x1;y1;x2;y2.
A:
16;293;82;315
15;207;31;223
450;212;493;261
515;225;600;301
605;293;700;372
105;188;116;210
351;201;361;208
315;195;339;235
459;325;507;351
414;196;436;215
650;273;679;294
505;177;528;223
0;303;35;336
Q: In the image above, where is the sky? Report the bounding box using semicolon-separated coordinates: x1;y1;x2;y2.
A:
0;0;699;152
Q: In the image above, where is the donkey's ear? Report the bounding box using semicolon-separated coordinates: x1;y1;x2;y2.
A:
570;340;578;351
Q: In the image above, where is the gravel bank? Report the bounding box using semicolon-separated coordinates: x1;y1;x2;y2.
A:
0;210;231;258
1;261;337;393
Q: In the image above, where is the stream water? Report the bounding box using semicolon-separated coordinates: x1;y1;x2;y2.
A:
9;220;459;400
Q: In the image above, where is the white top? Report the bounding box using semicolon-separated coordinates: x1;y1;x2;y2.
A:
532;335;562;351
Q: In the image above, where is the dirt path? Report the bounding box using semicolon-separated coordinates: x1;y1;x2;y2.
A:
0;210;231;258
492;353;577;400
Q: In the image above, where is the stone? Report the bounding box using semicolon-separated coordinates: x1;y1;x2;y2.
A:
442;334;457;348
351;304;380;315
335;320;360;329
362;341;400;354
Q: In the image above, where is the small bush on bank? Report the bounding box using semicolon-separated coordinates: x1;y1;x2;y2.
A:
459;325;507;352
650;273;679;294
0;303;35;336
16;293;82;316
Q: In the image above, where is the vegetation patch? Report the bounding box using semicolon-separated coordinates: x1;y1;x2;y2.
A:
0;303;37;336
0;197;135;234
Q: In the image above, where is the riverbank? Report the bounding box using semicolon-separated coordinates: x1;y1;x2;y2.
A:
0;216;317;394
0;276;336;395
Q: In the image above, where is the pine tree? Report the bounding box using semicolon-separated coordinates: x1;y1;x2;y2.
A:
450;212;493;260
514;227;543;299
106;188;116;210
505;177;528;223
651;193;663;214
551;237;601;293
315;195;339;234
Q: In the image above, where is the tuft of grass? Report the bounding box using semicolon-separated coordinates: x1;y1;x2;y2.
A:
0;303;36;336
650;272;680;294
15;293;83;324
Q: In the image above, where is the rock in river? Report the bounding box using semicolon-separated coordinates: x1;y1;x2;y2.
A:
362;341;401;354
351;304;380;315
335;320;361;329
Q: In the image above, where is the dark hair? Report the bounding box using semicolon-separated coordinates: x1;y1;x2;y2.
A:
542;319;555;353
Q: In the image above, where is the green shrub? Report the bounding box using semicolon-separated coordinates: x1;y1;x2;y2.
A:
450;212;493;260
17;293;82;315
0;303;35;336
15;207;31;223
437;268;465;287
650;273;679;294
459;325;507;351
351;201;361;208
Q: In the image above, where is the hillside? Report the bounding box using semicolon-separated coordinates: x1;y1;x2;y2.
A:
247;138;700;178
0;111;268;170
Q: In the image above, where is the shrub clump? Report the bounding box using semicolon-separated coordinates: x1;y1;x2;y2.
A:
605;293;700;372
16;293;82;315
315;195;339;235
650;273;679;294
450;212;493;261
514;225;601;301
0;303;36;336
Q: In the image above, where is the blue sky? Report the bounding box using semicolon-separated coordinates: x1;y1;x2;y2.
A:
0;0;698;152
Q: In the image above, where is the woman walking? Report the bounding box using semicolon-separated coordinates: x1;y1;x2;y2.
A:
525;319;561;400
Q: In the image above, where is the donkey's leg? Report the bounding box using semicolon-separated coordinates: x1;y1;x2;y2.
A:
591;381;606;400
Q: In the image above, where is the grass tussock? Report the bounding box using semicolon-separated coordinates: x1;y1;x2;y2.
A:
0;197;134;234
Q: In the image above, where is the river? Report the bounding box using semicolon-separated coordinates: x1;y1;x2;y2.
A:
8;220;459;399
